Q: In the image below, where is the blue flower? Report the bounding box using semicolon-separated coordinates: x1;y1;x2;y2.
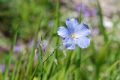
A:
57;18;91;50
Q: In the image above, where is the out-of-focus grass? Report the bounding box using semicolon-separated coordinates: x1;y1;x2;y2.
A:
0;0;120;80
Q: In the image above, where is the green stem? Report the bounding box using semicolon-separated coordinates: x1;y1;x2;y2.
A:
53;0;60;66
96;71;99;80
65;51;73;80
53;0;60;34
76;48;81;79
15;61;22;80
65;51;73;71
26;16;42;77
43;48;57;64
38;45;43;80
11;61;18;80
3;25;18;80
26;27;39;76
96;65;100;80
96;0;108;42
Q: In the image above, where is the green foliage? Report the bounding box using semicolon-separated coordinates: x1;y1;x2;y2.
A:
0;0;120;80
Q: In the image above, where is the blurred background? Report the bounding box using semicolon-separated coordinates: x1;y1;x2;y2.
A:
0;0;120;80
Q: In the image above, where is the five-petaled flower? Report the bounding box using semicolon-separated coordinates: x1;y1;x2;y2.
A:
57;18;91;50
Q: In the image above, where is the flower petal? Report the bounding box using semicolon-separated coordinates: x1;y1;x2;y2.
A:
66;18;79;33
63;37;75;50
57;27;69;38
75;23;91;37
75;37;90;48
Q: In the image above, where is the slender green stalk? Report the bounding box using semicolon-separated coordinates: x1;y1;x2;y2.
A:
43;47;58;64
53;0;60;34
79;8;83;22
14;61;22;80
75;48;81;79
30;62;39;80
65;51;73;71
26;25;39;76
53;0;60;68
26;15;42;77
96;65;100;80
3;25;19;80
65;51;73;80
96;0;108;42
78;49;81;68
38;45;43;80
11;61;18;80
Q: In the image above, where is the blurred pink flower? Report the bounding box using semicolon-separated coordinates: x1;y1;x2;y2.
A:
0;64;5;73
75;3;96;17
13;43;24;53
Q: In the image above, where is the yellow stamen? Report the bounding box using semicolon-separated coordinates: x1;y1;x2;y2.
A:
71;33;76;38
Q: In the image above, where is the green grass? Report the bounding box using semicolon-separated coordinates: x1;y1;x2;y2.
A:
0;0;120;80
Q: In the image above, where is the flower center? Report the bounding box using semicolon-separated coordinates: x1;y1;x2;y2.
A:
71;33;76;38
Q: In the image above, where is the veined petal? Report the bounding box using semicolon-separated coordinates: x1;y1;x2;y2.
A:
74;37;90;48
57;27;69;38
75;23;91;37
62;37;75;50
66;18;78;33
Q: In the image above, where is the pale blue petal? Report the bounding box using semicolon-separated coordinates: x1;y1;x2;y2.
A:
63;37;75;50
75;37;90;48
75;23;91;37
57;27;69;38
66;18;78;33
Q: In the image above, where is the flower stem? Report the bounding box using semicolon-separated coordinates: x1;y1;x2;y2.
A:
96;65;100;80
3;25;18;80
96;0;108;42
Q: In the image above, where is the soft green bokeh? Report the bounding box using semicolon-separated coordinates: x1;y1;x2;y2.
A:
0;0;120;80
